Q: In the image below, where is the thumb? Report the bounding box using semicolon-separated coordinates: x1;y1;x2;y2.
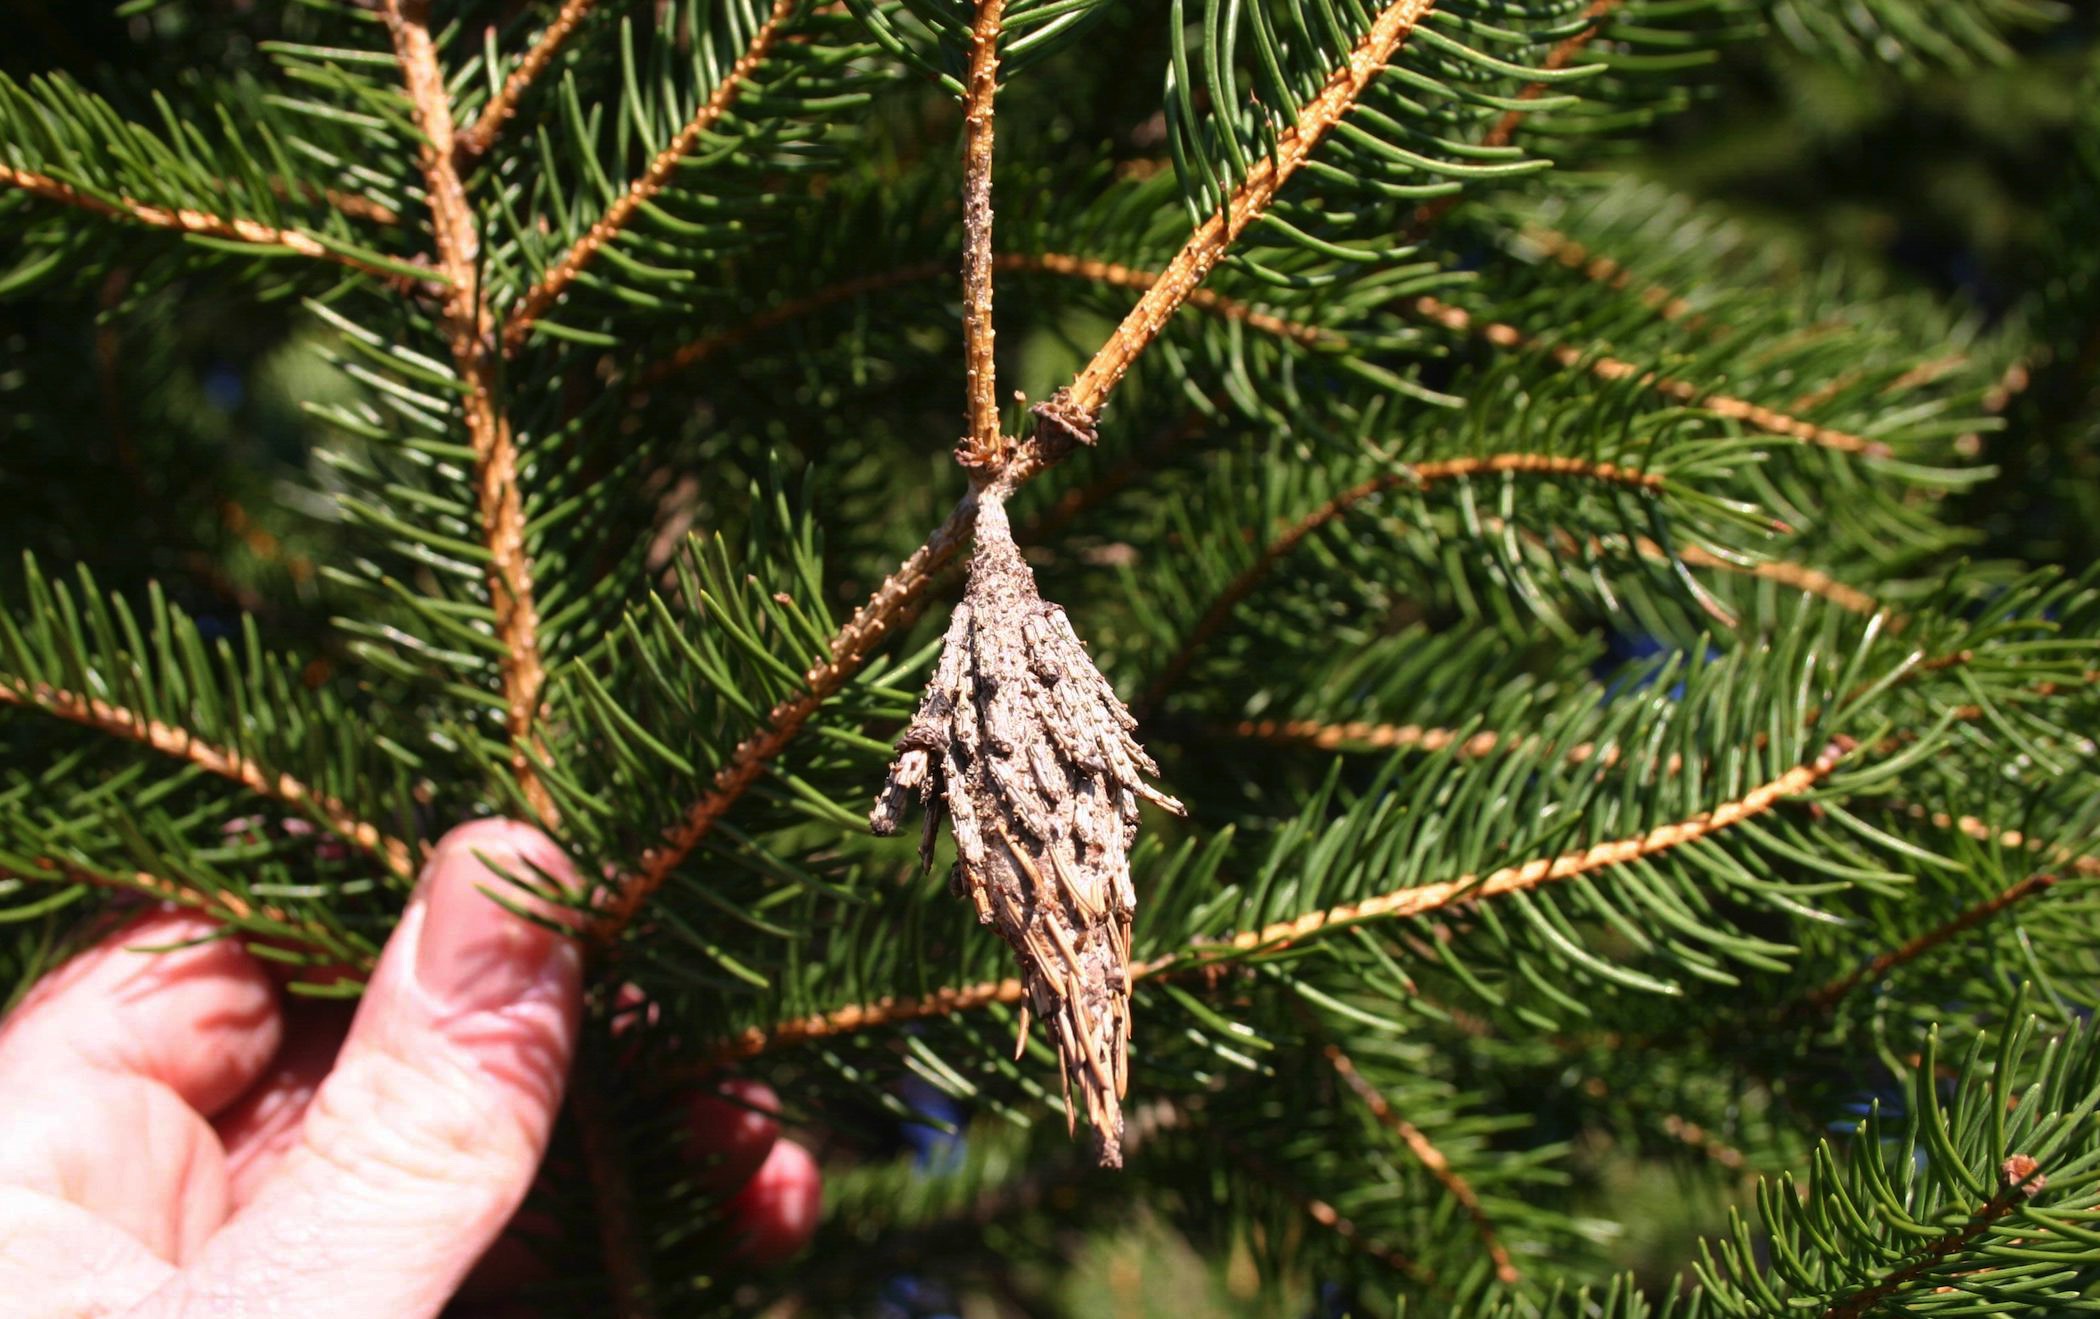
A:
134;820;585;1319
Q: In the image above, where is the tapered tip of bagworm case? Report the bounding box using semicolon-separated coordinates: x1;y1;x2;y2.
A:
1095;1125;1124;1169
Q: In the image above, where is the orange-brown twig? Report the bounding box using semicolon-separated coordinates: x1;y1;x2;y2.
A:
1061;0;1438;420
1325;1044;1519;1283
569;1065;656;1318
1151;737;1852;966
1;163;422;285
1409;295;1894;457
1818;1155;2047;1319
636;261;947;387
502;0;798;355
1515;225;1711;333
456;0;601;162
1793;871;2062;1018
7;856;377;975
1408;0;1622;234
381;0;557;825
0;680;414;877
1912;809;2100;878
593;492;982;937
1659;1112;1752;1173
1136;453;1668;714
1298;1187;1424;1277
1017;252;1337;348
10;858;269;929
265;177;403;228
634;251;1331;390
956;0;1007;470
708;740;1849;1059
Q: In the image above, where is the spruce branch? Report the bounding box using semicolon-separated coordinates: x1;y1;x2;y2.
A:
0;681;414;878
634;250;1332;391
501;0;800;356
1136;453;1671;717
570;1063;657;1319
1792;871;2062;1018
381;0;557;824
1058;0;1441;423
1659;1111;1753;1175
1016;253;1336;348
1910;808;2100;879
1783;352;1969;415
1;857;312;942
1814;1154;2048;1319
1324;1043;1520;1284
455;0;602;163
1292;1177;1425;1279
636;260;950;387
1146;736;1854;965
1408;0;1627;234
1408;296;1896;458
1221;661;2086;776
596;492;984;938
955;0;1007;471
284;183;403;230
0;163;426;286
716;737;1853;1060
1514;223;1715;334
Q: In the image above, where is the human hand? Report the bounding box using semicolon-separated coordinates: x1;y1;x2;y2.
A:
0;820;820;1318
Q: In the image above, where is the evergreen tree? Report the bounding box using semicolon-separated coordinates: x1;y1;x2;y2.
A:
4;0;2099;1313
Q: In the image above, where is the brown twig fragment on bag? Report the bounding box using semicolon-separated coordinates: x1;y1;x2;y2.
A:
871;483;1182;1168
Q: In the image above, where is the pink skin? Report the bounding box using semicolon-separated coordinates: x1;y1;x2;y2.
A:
0;820;822;1317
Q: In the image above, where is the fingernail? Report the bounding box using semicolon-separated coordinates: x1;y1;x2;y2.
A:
414;821;583;1014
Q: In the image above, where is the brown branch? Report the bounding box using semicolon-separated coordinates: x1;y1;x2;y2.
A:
9;858;271;929
1408;295;1894;458
1514;225;1712;334
502;0;798;355
1136;452;1668;715
456;0;601;162
1153;736;1852;966
708;739;1850;1059
1908;808;2100;879
1;163;420;284
1298;1185;1424;1278
1783;352;1969;416
1659;1111;1751;1174
381;0;558;824
267;177;403;228
1407;0;1622;234
569;1064;657;1318
1017;252;1337;347
5;857;379;979
1793;871;2061;1018
1225;717;1512;757
1670;542;1880;614
635;261;947;387
1324;1044;1519;1283
955;0;1007;470
0;681;414;877
592;491;983;937
1061;0;1439;420
1817;1155;2047;1319
634;251;1331;391
710;971;1028;1062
